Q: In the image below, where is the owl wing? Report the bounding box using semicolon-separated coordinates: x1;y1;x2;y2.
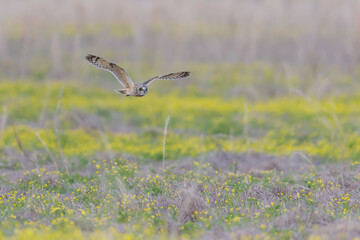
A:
142;71;190;86
85;54;134;88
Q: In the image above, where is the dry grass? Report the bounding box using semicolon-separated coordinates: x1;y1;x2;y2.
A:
178;183;205;224
1;153;360;239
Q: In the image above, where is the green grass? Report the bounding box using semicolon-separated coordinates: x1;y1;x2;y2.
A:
0;69;360;239
1;159;360;239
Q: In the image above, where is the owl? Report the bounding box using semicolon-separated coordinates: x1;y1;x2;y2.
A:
86;54;190;97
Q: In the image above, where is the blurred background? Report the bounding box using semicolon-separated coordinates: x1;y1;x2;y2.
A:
1;0;360;98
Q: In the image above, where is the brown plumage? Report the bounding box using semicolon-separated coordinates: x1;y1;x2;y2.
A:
86;54;190;97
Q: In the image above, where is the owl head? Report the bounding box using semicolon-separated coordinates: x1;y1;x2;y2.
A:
137;85;148;96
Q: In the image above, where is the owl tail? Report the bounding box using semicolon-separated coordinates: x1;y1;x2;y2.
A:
114;89;127;95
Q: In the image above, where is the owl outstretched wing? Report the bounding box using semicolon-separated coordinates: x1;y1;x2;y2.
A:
142;72;190;86
85;54;134;88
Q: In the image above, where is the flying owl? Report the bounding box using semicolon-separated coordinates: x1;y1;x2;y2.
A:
85;54;190;97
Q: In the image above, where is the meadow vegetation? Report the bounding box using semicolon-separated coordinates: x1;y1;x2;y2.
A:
1;67;360;239
1;0;360;239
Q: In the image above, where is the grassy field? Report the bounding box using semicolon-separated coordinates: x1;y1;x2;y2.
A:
1;0;360;239
0;62;360;239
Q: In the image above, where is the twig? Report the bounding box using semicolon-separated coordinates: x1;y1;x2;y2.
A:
162;115;170;170
0;106;7;142
54;84;69;174
36;131;58;170
98;128;115;161
294;151;314;167
13;125;38;170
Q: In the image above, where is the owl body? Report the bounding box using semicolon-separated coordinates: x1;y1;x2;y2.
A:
117;84;148;97
85;54;189;97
